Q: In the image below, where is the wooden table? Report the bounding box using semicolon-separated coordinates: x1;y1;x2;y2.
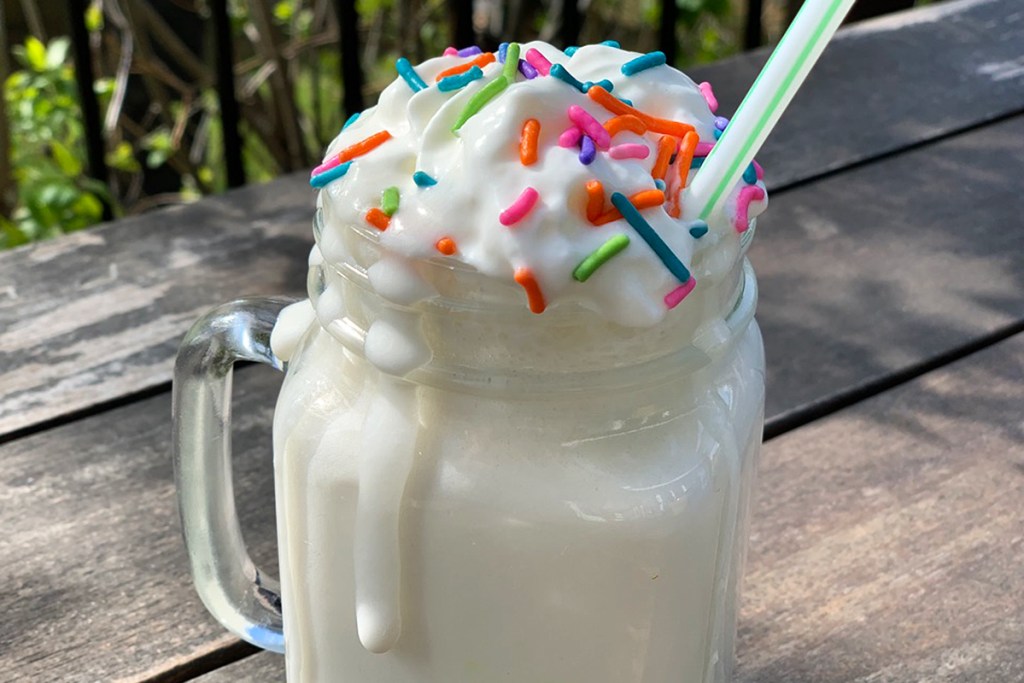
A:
2;1;1023;680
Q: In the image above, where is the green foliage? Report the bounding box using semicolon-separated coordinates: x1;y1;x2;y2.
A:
2;36;111;248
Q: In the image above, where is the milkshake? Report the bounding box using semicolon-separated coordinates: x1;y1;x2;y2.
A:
175;40;768;683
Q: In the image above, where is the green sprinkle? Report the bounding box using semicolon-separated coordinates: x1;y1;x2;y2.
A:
503;43;520;82
452;75;509;132
573;234;631;282
381;186;400;216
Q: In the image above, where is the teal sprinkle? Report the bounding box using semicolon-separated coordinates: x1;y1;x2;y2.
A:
342;112;360;130
310;161;352;188
438;66;484;92
691;156;705;169
621;51;667;76
689;221;709;239
550;64;586;92
601;40;621;48
396;57;427;92
583;78;614;93
654;179;666;191
713;128;723;140
618;96;633;106
743;162;758;184
610;192;690;283
564;46;579;56
413;171;437;187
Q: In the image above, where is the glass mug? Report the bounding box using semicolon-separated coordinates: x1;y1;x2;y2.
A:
173;212;765;682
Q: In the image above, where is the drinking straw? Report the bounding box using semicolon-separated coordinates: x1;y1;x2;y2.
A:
686;0;857;220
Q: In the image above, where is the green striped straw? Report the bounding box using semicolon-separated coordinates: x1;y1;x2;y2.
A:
686;0;857;221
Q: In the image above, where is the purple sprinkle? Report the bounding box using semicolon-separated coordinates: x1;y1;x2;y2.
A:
579;135;596;165
714;116;729;131
457;46;483;57
519;59;539;79
498;42;509;63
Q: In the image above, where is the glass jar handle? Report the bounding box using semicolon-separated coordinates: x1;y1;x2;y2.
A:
172;296;298;653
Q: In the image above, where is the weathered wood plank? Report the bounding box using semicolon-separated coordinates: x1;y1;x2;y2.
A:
692;0;1024;189
194;333;1024;682
2;0;1022;440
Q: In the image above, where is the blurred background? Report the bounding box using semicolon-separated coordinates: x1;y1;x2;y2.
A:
0;0;929;249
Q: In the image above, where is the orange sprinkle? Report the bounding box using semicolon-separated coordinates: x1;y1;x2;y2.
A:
591;189;665;225
435;236;457;255
336;130;392;165
434;53;496;81
585;180;605;223
666;195;681;218
520;119;540;166
365;208;390;231
676;131;700;189
514;267;546;314
603;114;647;137
587;86;695;138
651;136;677;180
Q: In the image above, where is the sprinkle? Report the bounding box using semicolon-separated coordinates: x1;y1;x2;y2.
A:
610;191;690;282
621;51;666;76
752;159;765;180
310;161;352;188
457;46;482;57
664;278;697;309
435;53;495;81
381;186;400;216
413;171;437;187
564;46;579;56
452;75;509;132
735;186;765;233
714;116;729;130
396;58;427;92
514;267;546;314
443;47;459;57
435;237;457;255
713;128;723;140
592;189;664;225
342;112;360;130
588;86;695;138
500;187;540;226
520;119;541;165
698;81;718;113
550;63;586;92
604;114;648;137
503;43;521;81
312;130;392;175
365;208;390;231
601;40;621;48
573;234;631;282
524;48;552;76
518;59;539;79
609;143;650;160
676;131;700;188
568;105;611;149
694;141;715;157
579;135;596;165
498;42;509;62
651;136;676;180
585;180;605;222
654;178;666;191
742;162;758;184
691;157;705;169
558;127;583;148
438;65;484;91
618;97;634;106
584;79;614;93
689;221;709;238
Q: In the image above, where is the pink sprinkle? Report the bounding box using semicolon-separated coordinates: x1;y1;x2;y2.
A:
665;278;698;309
524;48;552;76
558;127;583;148
609;143;650;160
568;105;611;149
735;186;766;234
312;157;340;176
694;141;715;157
443;47;458;56
752;159;764;180
698;82;718;113
500;187;540;226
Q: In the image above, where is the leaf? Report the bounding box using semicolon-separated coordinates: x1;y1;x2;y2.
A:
24;37;48;72
46;38;71;70
85;4;104;32
51;139;83;175
105;141;140;172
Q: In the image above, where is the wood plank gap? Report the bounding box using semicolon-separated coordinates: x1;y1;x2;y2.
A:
764;321;1024;441
134;641;259;683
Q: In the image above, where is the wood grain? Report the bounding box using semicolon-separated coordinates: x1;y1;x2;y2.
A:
2;0;1023;441
193;333;1024;682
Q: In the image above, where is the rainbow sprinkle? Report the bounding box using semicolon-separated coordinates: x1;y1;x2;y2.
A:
742;162;758;184
689;221;709;238
698;81;718;113
735;186;765;233
610;192;690;283
714;116;729;130
524;48;552;76
573;234;631;282
381;187;400;216
452;75;509;132
514;267;546;314
654;178;666;191
498;42;509;63
609;143;650;160
458;46;482;57
550;64;586;92
342;112;360;130
438;66;484;91
568;105;611;149
621;51;666;76
601;40;621;48
559;126;583;148
413;171;437;187
519;59;539;79
396;57;427;92
503;43;521;81
664;278;697;309
310;161;352;188
579;135;596;165
500;187;540;226
564;46;579;56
